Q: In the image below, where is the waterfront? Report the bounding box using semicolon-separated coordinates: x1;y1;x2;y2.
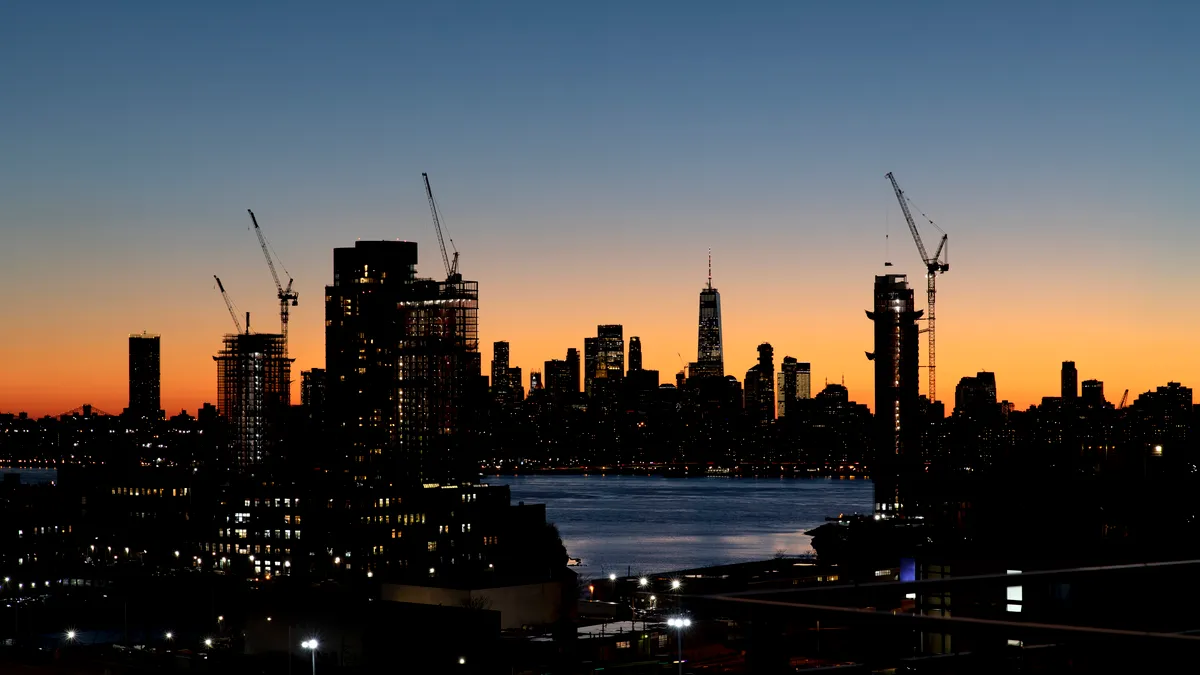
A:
488;474;874;576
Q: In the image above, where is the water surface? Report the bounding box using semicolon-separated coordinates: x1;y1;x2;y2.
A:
487;474;873;576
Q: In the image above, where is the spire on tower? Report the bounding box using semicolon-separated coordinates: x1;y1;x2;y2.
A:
707;248;712;290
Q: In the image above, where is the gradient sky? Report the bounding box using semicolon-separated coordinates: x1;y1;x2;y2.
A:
2;1;1198;416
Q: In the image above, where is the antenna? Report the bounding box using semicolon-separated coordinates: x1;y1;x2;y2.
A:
707;249;712;289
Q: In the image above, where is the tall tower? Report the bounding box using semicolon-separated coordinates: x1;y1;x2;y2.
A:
1061;361;1078;400
491;342;511;400
584;325;624;398
326;240;419;481
628;336;643;373
127;332;162;420
744;343;776;424
566;348;581;394
866;274;923;516
693;251;724;378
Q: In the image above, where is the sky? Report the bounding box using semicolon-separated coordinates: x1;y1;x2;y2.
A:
1;1;1198;416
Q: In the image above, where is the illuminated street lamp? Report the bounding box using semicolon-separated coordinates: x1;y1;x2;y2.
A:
671;579;681;590
639;577;648;587
666;617;692;675
204;638;213;648
302;639;319;675
65;629;77;642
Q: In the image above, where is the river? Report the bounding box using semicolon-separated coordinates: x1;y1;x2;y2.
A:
486;474;874;577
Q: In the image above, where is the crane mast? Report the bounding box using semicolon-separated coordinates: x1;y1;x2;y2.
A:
214;275;244;334
247;209;298;356
886;172;949;403
422;172;459;280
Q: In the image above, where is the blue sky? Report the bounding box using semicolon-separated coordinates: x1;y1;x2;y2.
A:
1;1;1198;413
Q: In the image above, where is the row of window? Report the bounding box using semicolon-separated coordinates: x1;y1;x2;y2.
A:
111;487;188;497
16;525;71;538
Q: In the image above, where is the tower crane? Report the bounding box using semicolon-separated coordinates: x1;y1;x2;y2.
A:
422;172;460;281
247;209;298;353
214;275;244;334
886;172;949;403
1119;389;1129;409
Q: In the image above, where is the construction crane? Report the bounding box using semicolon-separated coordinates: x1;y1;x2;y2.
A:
247;209;298;351
886;172;949;402
422;172;459;280
1119;389;1129;409
214;275;244;334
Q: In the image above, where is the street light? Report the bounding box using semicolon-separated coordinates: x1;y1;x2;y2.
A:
65;629;77;642
666;617;691;675
609;573;617;581
639;577;648;587
204;638;213;648
458;656;466;665
302;639;318;675
671;579;681;590
165;631;173;641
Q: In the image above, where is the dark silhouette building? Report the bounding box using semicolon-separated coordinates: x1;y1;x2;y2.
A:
1062;360;1078;400
127;331;162;420
628;336;643;373
690;255;724;379
491;341;511;401
866;274;923;516
744;343;776;425
1082;378;1106;408
566;347;580;394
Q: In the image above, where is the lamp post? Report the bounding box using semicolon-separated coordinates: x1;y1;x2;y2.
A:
666;617;690;675
302;639;318;675
636;577;648;631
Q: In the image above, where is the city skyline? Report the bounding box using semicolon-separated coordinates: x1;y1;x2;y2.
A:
3;2;1200;415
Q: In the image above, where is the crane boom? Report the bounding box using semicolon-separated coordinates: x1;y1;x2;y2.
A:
885;172;950;403
214;275;243;334
422;172;458;279
247;209;298;354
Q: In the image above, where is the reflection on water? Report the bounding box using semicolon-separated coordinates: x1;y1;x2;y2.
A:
488;474;873;576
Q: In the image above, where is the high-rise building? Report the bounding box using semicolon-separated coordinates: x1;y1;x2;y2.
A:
1081;379;1106;408
744;343;776;424
584;325;623;398
1062;361;1078;400
325;240;481;485
300;368;327;431
214;331;290;471
866;274;923;515
566;348;580;394
127;332;162;420
954;371;998;416
491;341;511;400
798;362;811;400
529;370;542;393
777;356;807;418
506;366;524;402
691;255;724;379
628;336;643;373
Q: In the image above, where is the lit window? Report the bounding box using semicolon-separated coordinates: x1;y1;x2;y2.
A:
1006;586;1023;602
1006;603;1022;613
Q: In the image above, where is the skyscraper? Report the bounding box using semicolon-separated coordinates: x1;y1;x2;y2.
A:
529;370;542;393
325;240;481;484
776;356;808;418
1081;379;1106;408
691;253;724;379
491;341;511;401
1062;361;1078;400
127;332;161;420
584;325;623;398
744;343;776;424
214;331;290;471
628;336;643;373
326;240;419;482
866;274;923;515
566;348;581;395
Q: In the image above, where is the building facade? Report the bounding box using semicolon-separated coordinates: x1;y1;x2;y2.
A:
128;332;162;420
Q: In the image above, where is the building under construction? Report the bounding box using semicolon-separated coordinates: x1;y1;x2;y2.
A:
213;331;291;471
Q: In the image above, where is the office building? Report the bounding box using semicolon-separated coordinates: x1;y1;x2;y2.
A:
566;348;581;394
1062;361;1078;400
744;343;776;424
954;371;998;416
529;370;542;393
213;331;290;471
491;341;511;400
1081;379;1106;408
776;356;811;418
628;336;643;373
127;331;162;420
325;240;481;485
584;325;624;398
691;255;724;379
866;274;923;515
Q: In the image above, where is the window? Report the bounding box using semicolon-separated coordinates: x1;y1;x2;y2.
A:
427;541;438;552
1006;586;1023;602
616;641;630;649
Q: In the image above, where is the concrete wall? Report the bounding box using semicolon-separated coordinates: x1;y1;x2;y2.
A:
381;581;563;630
